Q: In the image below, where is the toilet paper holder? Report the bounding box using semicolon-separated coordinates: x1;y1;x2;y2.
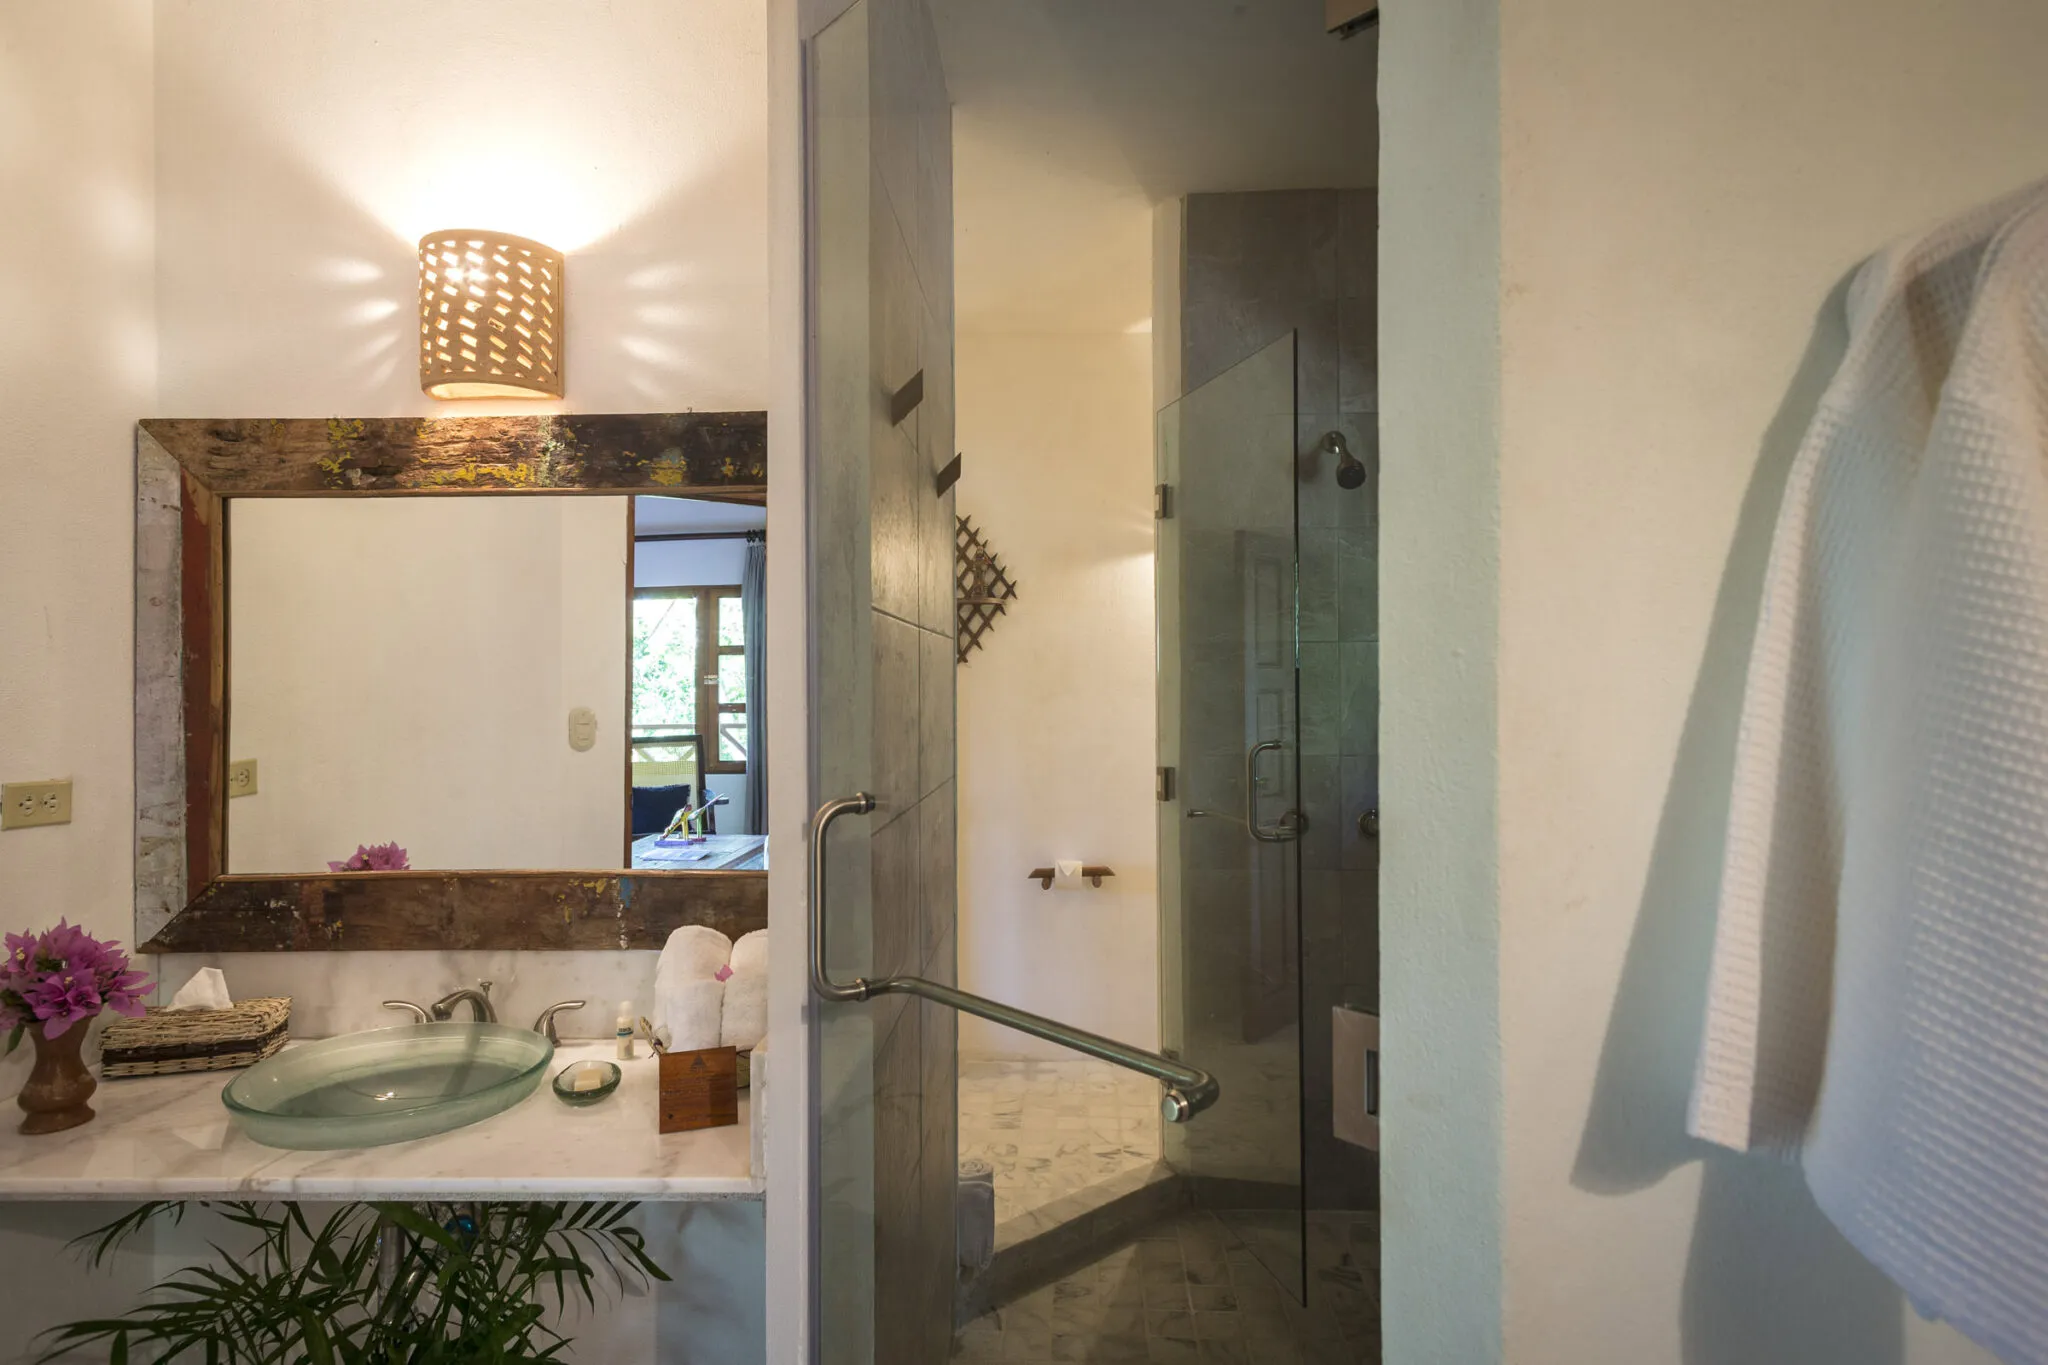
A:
1027;865;1115;889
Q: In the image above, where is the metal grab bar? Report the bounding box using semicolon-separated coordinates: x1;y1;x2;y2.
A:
810;794;1219;1123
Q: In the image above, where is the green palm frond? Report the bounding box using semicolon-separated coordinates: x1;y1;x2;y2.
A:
36;1199;669;1365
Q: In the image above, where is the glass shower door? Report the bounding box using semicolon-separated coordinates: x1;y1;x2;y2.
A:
1157;332;1306;1299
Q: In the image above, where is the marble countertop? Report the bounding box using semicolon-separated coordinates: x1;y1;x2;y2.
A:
0;1044;761;1202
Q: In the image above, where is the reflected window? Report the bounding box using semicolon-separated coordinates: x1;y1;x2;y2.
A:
632;586;746;773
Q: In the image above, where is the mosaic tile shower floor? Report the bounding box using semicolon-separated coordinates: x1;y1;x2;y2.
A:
952;1209;1381;1364
959;1057;1165;1225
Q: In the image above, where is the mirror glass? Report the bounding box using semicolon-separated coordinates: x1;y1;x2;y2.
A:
224;494;765;874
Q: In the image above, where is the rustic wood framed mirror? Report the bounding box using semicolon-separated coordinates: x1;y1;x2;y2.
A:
134;413;769;954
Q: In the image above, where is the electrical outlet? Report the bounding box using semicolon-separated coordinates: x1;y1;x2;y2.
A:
227;759;259;797
1;780;73;831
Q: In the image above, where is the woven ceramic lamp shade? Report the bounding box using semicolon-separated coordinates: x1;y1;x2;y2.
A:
418;230;564;399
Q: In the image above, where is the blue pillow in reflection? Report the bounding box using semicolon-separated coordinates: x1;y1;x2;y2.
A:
631;784;693;838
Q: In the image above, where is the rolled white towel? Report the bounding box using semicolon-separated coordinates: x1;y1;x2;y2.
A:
656;979;726;1053
652;924;733;1054
721;972;767;1051
728;928;768;977
655;924;732;986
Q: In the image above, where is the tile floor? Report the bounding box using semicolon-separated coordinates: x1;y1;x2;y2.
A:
952;1209;1381;1364
959;1058;1165;1225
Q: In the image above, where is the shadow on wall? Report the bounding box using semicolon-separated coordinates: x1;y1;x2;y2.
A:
1571;275;1908;1365
568;151;770;410
155;77;417;414
155;77;763;415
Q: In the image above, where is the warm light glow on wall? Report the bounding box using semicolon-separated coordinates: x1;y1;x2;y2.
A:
418;230;564;399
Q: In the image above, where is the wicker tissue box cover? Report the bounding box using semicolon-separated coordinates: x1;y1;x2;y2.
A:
100;996;292;1078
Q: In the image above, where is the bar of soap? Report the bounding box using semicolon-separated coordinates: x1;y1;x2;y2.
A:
574;1069;605;1092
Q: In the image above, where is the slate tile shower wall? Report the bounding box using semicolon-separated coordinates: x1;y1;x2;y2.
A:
1177;190;1380;1215
864;1;958;1361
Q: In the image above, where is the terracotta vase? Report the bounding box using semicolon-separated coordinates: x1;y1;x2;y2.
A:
17;1019;96;1136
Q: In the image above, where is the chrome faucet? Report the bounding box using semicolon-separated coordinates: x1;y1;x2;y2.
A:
532;1000;587;1046
429;980;496;1024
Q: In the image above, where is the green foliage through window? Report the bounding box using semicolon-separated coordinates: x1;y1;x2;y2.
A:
633;596;697;732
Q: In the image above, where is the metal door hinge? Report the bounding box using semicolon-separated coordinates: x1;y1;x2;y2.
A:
1156;767;1176;802
1154;483;1174;520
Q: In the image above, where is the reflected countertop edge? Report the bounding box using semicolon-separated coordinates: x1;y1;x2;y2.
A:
0;1043;761;1202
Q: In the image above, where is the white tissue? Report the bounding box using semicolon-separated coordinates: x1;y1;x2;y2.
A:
1052;860;1088;893
169;967;232;1011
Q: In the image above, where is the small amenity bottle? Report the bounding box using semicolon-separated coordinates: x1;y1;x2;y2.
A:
616;1001;636;1060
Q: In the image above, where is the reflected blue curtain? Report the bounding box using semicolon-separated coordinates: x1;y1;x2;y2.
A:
742;533;767;836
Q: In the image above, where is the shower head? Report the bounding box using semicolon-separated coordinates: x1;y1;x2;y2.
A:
1324;431;1368;490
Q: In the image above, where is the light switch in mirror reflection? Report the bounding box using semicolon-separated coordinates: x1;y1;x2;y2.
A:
223;493;764;875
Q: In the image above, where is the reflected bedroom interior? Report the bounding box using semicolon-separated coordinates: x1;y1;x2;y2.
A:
223;492;768;876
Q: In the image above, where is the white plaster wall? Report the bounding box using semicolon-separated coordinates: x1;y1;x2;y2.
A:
227;496;627;873
0;8;161;1357
0;0;157;1067
1385;1;2048;1362
152;0;767;417
1376;0;1504;1357
1493;7;2048;1362
955;331;1159;1058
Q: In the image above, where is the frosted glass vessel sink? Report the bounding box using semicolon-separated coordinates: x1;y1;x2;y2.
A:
222;1022;553;1150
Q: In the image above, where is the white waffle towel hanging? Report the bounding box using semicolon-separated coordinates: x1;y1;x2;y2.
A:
1691;176;2048;1365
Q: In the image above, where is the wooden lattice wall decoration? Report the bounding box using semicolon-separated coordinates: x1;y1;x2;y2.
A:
956;514;1019;664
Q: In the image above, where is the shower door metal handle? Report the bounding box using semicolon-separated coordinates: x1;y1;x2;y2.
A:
809;793;1219;1121
808;793;878;1004
1245;741;1308;843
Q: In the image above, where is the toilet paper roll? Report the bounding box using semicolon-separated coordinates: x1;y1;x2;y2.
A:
1052;860;1087;892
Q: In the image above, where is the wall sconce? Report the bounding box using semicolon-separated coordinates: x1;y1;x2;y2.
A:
417;230;564;399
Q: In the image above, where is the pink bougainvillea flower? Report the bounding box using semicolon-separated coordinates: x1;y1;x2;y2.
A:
328;842;412;873
28;974;103;1038
1;930;38;978
0;921;155;1051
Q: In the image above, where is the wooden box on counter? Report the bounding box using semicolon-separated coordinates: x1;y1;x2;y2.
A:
658;1046;739;1134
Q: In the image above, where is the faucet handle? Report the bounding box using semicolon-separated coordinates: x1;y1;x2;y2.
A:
382;1000;431;1024
533;1000;587;1046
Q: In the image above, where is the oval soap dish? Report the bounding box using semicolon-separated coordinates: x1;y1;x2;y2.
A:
552;1059;622;1106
